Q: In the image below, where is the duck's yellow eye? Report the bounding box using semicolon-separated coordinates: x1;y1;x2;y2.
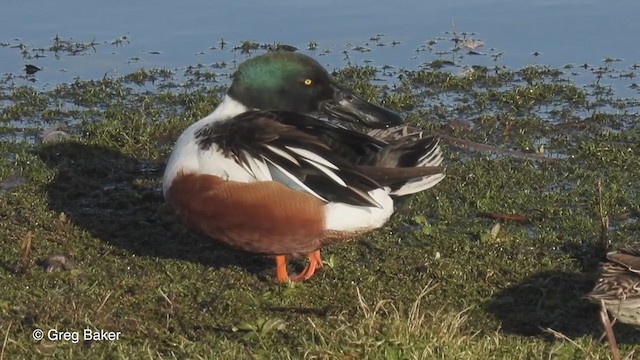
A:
304;79;313;86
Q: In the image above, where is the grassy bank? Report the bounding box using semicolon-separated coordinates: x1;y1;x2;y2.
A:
1;50;639;359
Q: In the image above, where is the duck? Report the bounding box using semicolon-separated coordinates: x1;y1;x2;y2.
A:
162;51;446;282
586;243;640;326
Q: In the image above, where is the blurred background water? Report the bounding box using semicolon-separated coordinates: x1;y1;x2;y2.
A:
1;0;638;92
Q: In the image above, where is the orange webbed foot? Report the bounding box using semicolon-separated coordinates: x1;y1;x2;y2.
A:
274;250;323;282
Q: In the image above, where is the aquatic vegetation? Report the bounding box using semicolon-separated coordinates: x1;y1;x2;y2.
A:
0;38;638;359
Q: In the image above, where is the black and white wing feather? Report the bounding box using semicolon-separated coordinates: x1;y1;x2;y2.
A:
195;111;384;207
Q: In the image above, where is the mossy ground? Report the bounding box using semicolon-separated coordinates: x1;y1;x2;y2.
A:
1;46;639;359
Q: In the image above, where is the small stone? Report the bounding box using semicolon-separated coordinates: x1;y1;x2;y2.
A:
43;254;76;272
41;129;71;144
0;173;27;192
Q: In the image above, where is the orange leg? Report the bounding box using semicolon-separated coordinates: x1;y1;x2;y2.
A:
275;255;290;282
274;250;323;282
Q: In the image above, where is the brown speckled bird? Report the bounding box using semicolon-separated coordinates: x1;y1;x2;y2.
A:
586;243;640;326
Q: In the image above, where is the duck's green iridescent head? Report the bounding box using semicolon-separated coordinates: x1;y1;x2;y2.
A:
228;51;402;128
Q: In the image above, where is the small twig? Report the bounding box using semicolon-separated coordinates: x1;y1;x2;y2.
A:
599;301;621;360
596;180;609;252
439;134;554;161
158;289;196;341
306;317;327;347
1;321;12;360
158;288;174;330
96;291;113;314
16;232;33;275
266;306;328;317
158;289;173;306
477;212;528;223
543;327;589;356
355;287;370;318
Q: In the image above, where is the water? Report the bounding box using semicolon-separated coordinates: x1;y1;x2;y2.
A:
1;0;639;91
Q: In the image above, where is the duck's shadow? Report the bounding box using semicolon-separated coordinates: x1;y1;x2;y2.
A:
37;142;272;277
486;249;640;344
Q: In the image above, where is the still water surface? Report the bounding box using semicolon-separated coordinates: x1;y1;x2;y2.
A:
1;0;638;90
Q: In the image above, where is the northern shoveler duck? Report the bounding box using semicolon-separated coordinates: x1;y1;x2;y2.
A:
586;243;640;325
162;51;445;282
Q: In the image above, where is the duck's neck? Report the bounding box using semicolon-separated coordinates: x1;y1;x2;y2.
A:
162;95;249;197
199;95;250;124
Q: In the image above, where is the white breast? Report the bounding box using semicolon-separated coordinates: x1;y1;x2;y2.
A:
162;96;252;198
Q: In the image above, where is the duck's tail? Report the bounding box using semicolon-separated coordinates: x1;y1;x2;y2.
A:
358;136;445;196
